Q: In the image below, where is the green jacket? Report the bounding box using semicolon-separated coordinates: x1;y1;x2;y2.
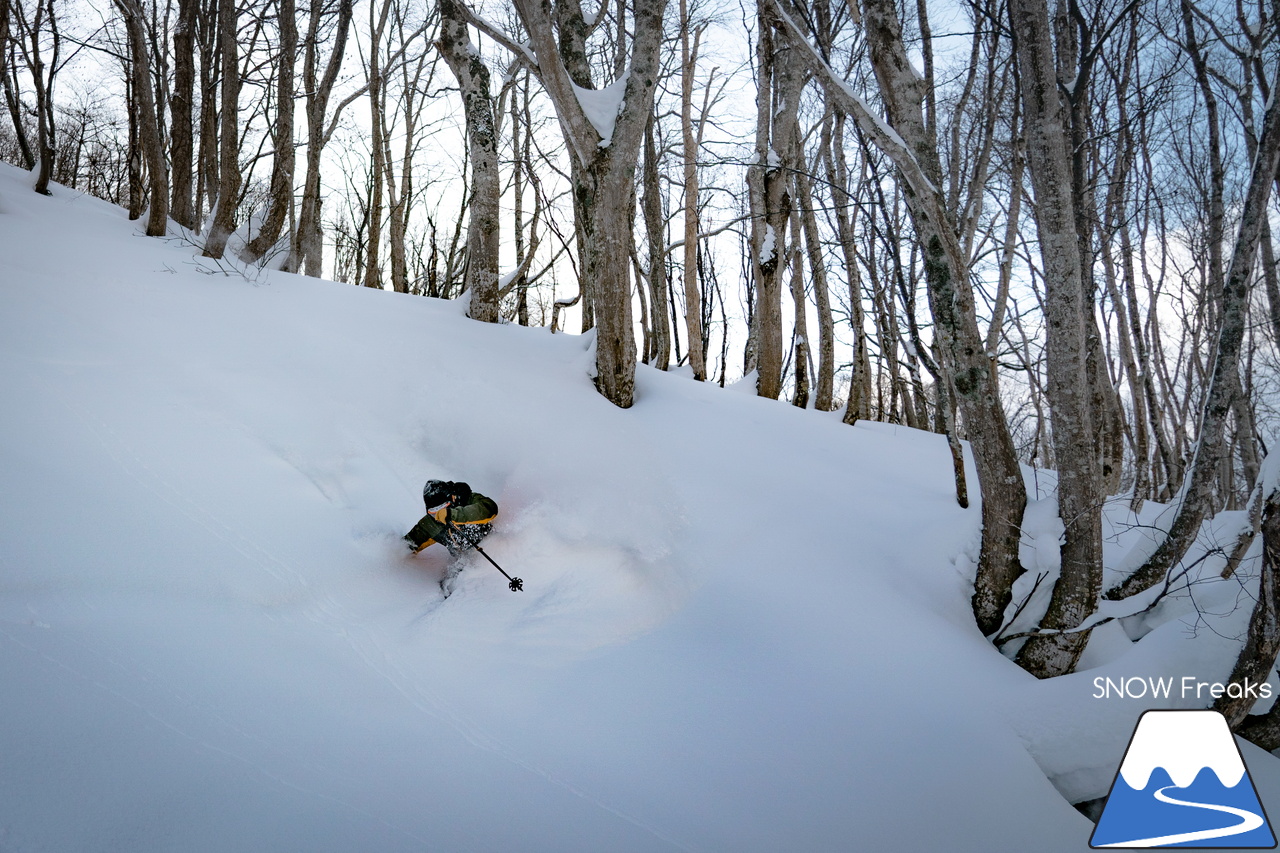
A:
406;492;498;552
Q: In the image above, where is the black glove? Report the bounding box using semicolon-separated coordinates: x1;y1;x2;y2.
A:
434;523;457;553
447;483;472;507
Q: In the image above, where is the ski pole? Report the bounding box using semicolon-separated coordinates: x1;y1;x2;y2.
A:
472;542;523;592
447;520;523;592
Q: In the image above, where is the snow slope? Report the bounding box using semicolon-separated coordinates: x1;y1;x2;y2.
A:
0;161;1275;852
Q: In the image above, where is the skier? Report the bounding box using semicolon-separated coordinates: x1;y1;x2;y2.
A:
404;480;499;595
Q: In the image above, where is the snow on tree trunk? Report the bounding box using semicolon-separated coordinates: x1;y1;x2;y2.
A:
747;6;803;401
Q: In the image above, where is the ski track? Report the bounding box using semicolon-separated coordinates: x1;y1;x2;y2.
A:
317;593;703;853
1096;785;1266;848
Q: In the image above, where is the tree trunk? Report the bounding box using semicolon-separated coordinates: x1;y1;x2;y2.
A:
438;0;499;321
485;0;666;408
240;0;296;264
115;0;168;236
15;0;57;195
748;6;803;401
362;0;387;288
795;140;835;411
788;203;810;408
1261;218;1280;349
1059;6;1125;500
642;110;671;368
824;113;871;423
1005;0;1103;678
290;0;351;276
679;6;705;380
0;0;36;172
125;69;143;218
202;0;239;258
195;0;219;233
574;151;639;405
31;0;54;195
169;0;196;229
1101;96;1150;509
1219;475;1280;733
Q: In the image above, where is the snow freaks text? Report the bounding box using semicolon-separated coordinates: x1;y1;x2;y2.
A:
1093;677;1273;701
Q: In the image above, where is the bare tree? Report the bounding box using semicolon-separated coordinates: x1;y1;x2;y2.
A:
11;0;59;194
463;0;669;408
794;137;835;410
240;0;297;264
376;3;434;293
641;106;671;367
1107;51;1280;601
1;0;36;171
822;111;872;423
289;0;353;276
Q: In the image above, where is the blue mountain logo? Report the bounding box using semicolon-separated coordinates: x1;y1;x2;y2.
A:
1091;709;1276;848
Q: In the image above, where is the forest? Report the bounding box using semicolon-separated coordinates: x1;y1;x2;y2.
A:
3;0;1280;718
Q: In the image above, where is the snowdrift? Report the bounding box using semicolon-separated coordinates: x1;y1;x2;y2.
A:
1;162;1276;851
